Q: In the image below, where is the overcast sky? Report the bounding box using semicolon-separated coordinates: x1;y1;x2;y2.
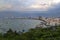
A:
0;0;60;11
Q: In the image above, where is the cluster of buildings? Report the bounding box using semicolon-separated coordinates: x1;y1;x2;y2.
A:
36;17;60;28
45;17;60;26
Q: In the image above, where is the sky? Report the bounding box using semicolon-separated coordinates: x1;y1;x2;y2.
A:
0;0;60;11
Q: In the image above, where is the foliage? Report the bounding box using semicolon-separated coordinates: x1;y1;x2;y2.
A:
0;25;60;40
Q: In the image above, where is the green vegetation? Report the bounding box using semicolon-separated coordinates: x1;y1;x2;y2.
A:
0;25;60;40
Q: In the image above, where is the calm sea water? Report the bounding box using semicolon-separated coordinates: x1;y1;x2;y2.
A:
0;18;41;33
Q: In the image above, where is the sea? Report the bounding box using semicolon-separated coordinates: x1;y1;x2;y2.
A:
0;18;41;33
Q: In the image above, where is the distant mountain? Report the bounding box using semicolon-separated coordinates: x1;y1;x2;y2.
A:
0;11;60;18
0;11;26;18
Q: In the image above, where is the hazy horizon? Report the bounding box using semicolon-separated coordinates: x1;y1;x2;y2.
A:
0;0;60;17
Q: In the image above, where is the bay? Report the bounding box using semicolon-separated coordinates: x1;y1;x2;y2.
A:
0;18;41;33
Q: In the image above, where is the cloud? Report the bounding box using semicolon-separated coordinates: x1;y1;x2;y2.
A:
0;4;13;10
0;0;60;11
48;3;60;12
